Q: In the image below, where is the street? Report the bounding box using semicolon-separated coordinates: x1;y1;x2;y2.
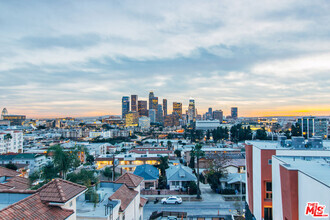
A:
143;200;243;219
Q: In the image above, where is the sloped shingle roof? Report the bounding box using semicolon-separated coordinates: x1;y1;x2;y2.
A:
37;178;87;203
0;167;20;177
109;184;138;212
166;165;197;181
0;193;74;220
2;176;30;190
115;173;143;188
133;164;159;180
140;197;148;207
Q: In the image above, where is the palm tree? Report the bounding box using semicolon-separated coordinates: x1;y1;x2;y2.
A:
47;145;74;179
190;143;205;199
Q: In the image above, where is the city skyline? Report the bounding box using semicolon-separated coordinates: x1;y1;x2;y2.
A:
1;1;330;118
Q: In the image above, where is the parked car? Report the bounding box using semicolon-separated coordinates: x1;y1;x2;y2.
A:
161;196;182;204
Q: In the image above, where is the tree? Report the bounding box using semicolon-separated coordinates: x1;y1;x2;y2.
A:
206;153;231;192
102;167;113;181
42;162;59;182
4;133;12;140
167;141;173;150
230;124;252;142
47;145;79;179
5;163;17;171
29;171;40;185
157;156;169;177
174;149;181;158
190;143;204;199
86;155;94;164
256;127;267;140
188;151;195;169
67;169;98;187
188;181;197;195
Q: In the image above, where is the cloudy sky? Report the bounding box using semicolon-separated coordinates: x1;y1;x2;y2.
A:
1;0;330;118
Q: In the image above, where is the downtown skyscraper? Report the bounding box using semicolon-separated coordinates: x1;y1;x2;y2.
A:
131;95;138;112
122;96;130;118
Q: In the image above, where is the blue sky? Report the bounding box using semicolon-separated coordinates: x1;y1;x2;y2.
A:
0;0;330;118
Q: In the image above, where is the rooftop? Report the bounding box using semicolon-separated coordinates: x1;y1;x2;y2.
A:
114;172;143;188
276;156;330;187
133;164;159;180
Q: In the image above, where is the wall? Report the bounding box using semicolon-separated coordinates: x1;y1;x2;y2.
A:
298;172;330;220
271;156;284;220
252;147;261;220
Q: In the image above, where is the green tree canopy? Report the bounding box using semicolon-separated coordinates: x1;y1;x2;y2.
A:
157;156;169;176
5;163;17;171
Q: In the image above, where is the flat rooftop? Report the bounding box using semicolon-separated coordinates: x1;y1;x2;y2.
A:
276;156;330;187
76;183;120;218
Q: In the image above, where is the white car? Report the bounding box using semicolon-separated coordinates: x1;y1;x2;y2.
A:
161;196;182;204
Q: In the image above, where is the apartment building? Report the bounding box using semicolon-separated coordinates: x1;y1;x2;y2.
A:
245;140;330;220
0;130;23;154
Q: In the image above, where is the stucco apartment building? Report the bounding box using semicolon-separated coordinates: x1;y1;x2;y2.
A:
245;140;330;220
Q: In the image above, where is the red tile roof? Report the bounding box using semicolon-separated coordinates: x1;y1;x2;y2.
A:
114;173;143;188
2;176;30;190
140;197;148;207
37;178;87;203
109;184;138;212
0;167;20;177
0;193;74;220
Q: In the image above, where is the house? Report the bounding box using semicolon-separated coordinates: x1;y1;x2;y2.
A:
0;167;29;190
219;173;246;194
76;172;147;220
0;172;148;220
166;165;197;191
133;164;159;189
95;153;160;172
0;178;88;220
0;153;47;173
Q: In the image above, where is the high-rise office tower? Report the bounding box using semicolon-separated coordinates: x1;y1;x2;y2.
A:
207;107;213;120
213;110;223;122
138;100;148;117
131;95;138;112
149;91;154;110
173;102;182;118
188;99;196;122
163;99;167;116
122;96;130;118
157;104;164;123
125;111;139;127
149;109;156;123
151;97;158;110
231;107;238;119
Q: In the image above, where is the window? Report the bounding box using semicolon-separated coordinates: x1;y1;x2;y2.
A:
265;182;272;199
266;182;272;191
268;159;272;165
69;201;72;207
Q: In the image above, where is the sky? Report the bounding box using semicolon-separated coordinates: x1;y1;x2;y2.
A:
0;0;330;118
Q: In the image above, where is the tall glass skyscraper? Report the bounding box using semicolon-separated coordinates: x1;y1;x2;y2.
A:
173;102;182;118
188;99;196;122
122;96;130;119
231;107;238;119
163;99;167;116
131;95;138;112
138;100;148;117
148;91;154;110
